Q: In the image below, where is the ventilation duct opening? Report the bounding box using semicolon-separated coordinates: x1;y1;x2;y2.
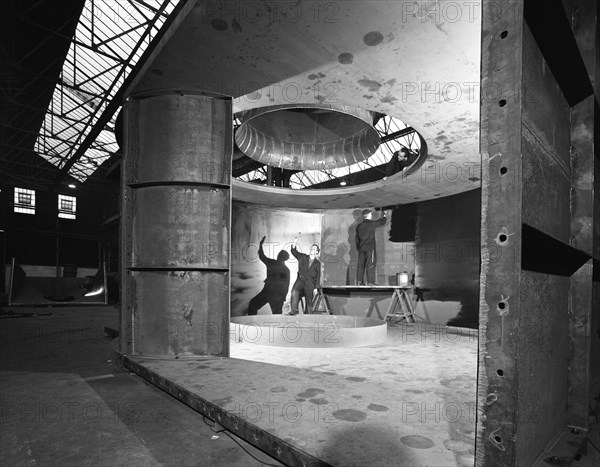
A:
235;104;381;171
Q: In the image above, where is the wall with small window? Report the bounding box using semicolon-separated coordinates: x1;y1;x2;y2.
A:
58;194;77;219
13;187;36;215
1;183;108;275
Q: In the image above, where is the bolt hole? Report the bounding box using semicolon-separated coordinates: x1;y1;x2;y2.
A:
500;166;508;175
498;99;507;107
500;30;508;39
498;234;508;243
494;435;502;443
496;369;504;376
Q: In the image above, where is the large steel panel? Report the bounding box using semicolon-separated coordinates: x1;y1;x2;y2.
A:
568;92;595;428
479;2;598;465
517;271;570;466
593;104;600;427
132;270;229;357
521;25;571;242
126;91;231;185
477;1;524;465
130;186;229;269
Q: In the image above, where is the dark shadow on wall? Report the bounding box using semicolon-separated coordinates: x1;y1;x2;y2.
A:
445;291;480;329
322;242;350;285
414;189;481;329
389;203;417;243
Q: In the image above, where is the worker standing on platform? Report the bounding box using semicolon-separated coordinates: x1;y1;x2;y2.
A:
355;208;387;285
288;233;321;315
246;236;290;315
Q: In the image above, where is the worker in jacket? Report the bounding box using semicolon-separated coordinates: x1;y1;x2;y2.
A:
288;234;321;315
355;208;387;285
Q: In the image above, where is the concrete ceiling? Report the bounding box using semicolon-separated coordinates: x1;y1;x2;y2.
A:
128;0;482;208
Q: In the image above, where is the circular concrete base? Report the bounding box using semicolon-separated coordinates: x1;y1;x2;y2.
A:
230;315;387;348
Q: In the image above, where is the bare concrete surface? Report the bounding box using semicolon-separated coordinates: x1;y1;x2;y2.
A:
130;322;478;466
4;307;594;467
0;305;281;467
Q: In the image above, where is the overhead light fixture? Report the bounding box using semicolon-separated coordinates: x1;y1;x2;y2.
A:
68;184;76;189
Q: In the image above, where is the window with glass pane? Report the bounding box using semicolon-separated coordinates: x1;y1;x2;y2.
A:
14;187;35;214
58;194;77;219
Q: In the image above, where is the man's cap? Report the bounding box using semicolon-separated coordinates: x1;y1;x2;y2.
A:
362;208;372;216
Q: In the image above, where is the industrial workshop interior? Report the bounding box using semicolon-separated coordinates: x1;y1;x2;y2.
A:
1;1;599;466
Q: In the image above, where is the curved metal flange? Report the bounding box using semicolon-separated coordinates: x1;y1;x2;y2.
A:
230;315;387;348
235;103;380;170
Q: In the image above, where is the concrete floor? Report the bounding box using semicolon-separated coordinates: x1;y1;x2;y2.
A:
2;304;599;466
0;305;281;466
128;321;480;466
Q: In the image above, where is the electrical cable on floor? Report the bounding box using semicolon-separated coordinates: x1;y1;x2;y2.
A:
587;437;600;454
223;432;282;467
202;416;281;467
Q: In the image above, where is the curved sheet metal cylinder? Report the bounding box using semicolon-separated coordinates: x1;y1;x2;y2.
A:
130;186;229;269
122;90;232;357
133;270;228;356
126;90;232;185
235;104;380;170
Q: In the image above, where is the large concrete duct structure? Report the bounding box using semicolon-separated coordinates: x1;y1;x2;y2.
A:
234;104;380;170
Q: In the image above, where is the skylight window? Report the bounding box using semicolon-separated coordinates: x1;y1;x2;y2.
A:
34;0;179;182
58;194;77;219
14;188;36;215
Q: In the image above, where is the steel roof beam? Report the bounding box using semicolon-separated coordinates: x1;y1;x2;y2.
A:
52;0;178;186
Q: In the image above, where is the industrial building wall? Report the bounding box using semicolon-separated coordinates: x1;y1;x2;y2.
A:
0;183;103;269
